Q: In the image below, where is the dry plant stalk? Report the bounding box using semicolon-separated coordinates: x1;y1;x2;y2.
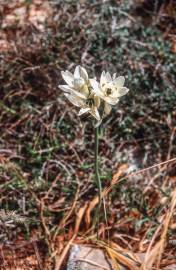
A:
142;188;176;270
99;241;142;270
156;189;176;269
54;204;87;270
85;164;128;228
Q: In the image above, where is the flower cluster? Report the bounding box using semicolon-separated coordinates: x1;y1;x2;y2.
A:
59;65;129;125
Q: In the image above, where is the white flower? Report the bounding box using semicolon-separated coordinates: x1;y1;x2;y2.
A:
59;65;101;121
90;71;129;115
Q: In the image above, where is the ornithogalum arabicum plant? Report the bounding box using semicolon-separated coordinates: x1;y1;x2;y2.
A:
59;65;129;234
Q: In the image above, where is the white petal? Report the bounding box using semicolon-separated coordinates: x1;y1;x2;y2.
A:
64;93;84;107
105;72;112;82
78;107;90;116
59;84;72;92
100;71;107;86
79;66;89;82
59;85;86;99
104;96;119;105
104;102;111;115
74;66;81;79
61;71;74;87
114;76;125;88
116;87;129;97
112;73;117;80
90;79;102;96
73;78;85;88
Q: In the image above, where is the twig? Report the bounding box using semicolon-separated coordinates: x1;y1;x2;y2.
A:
54;235;76;270
104;157;176;196
53;178;80;241
0;246;6;269
44;174;60;200
33;241;43;270
75;258;110;270
156;189;176;269
40;199;50;237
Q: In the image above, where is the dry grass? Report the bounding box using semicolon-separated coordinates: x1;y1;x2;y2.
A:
0;0;176;269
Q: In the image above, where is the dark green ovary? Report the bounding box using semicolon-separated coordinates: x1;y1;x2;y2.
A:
105;88;112;96
86;98;94;107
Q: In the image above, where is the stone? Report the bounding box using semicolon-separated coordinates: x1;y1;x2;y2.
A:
67;245;176;270
67;244;126;270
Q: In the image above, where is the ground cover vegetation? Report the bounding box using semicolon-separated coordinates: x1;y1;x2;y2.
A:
0;0;176;269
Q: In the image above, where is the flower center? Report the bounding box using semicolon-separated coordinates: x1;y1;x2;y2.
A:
105;88;112;96
86;98;94;107
88;85;93;95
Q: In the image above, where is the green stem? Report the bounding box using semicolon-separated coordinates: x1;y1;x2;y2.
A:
94;126;102;237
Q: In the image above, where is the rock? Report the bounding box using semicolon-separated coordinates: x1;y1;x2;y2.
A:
67;245;176;270
67;244;126;270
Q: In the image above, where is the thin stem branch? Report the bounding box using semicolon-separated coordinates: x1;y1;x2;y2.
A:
94;126;102;237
